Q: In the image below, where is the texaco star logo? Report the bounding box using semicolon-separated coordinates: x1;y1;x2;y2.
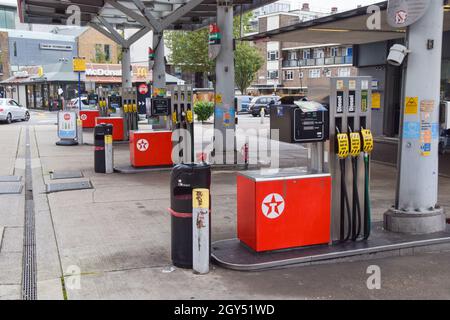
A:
261;193;285;219
80;114;87;121
136;139;149;152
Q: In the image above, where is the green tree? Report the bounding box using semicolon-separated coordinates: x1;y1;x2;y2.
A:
166;11;263;91
235;42;263;94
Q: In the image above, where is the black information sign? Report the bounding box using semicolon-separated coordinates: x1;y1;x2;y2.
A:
348;91;356;113
151;97;171;116
336;91;344;114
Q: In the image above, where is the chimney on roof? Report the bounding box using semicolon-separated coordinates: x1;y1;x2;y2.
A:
331;7;338;14
301;3;310;12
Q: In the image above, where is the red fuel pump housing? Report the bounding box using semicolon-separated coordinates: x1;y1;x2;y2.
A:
237;169;331;252
130;130;173;167
79;110;100;128
95;117;124;141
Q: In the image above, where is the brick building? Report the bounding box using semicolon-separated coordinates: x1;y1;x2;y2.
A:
249;6;357;96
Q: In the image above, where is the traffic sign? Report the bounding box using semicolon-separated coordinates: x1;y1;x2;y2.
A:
73;57;86;72
387;0;430;28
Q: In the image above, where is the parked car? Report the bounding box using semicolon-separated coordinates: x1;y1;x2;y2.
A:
235;95;253;114
248;95;280;117
0;98;30;124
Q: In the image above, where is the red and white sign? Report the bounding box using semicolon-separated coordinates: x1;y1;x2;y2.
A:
261;193;285;219
395;10;408;24
136;139;149;152
138;83;149;95
80;114;87;121
64;114;71;121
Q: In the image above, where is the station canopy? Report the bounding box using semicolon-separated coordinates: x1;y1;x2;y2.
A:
18;0;276;31
243;1;450;45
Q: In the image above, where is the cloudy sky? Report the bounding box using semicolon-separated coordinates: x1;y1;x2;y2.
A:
285;0;382;12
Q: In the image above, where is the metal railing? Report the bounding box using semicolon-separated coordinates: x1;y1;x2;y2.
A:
282;56;353;68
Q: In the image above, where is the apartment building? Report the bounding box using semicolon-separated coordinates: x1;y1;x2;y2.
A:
249;4;357;96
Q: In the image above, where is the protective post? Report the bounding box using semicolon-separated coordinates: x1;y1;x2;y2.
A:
214;1;236;158
385;0;446;233
77;117;83;145
105;133;114;174
192;188;210;274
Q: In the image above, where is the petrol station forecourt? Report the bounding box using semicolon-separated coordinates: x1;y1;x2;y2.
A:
0;0;450;302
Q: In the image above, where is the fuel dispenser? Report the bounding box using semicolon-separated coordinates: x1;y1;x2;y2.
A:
171;85;195;164
239;77;374;253
329;77;373;243
122;87;139;141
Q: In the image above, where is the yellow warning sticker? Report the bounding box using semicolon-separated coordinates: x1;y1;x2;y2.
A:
361;129;374;153
193;189;209;209
349;132;361;157
405;97;419;115
337;133;350;159
215;94;223;105
104;135;113;144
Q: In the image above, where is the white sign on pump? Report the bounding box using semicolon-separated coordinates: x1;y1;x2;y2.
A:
387;0;430;28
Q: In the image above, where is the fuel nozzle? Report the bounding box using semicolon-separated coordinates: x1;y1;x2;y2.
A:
348;126;362;158
336;127;350;159
360;127;374;155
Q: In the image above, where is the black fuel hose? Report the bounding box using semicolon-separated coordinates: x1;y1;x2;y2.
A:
351;157;362;241
340;159;352;242
363;153;372;240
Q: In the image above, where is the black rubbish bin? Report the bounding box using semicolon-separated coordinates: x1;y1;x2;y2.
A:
170;163;211;268
94;123;113;173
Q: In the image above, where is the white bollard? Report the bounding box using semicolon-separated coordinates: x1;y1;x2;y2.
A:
77;118;83;145
192;188;210;274
105;134;114;174
260;108;265;124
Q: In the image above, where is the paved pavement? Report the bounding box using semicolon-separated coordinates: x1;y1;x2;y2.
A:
1;111;450;300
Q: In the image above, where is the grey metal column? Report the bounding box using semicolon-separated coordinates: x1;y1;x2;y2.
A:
121;47;132;89
214;2;235;160
153;32;166;90
385;0;446;233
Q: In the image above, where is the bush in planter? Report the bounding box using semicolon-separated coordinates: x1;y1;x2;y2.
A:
194;101;214;123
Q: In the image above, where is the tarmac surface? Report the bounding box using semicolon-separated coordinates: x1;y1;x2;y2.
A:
1;110;450;300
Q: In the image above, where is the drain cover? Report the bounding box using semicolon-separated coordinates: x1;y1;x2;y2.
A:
0;176;22;182
0;182;23;194
46;181;93;193
50;171;84;180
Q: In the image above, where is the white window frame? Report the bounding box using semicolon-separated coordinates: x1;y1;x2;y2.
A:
267;70;279;80
267;50;279;61
284;70;294;81
309;69;321;79
338;68;351;77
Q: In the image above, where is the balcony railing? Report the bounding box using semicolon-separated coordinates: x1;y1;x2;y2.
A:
282;56;353;68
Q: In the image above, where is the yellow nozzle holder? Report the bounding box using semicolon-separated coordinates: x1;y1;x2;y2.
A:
336;133;350;159
132;103;137;113
349;132;362;158
361;129;374;154
124;103;129;113
172;111;178;124
186;110;193;123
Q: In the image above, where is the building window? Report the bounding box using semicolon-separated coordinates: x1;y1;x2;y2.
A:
13;41;17;57
299;71;304;79
284;70;294;80
330;47;339;57
287;51;297;60
267;70;279;79
345;47;353;57
267;51;279;61
314;48;324;59
338;68;351;77
303;49;311;60
309;69;321;79
104;44;111;62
